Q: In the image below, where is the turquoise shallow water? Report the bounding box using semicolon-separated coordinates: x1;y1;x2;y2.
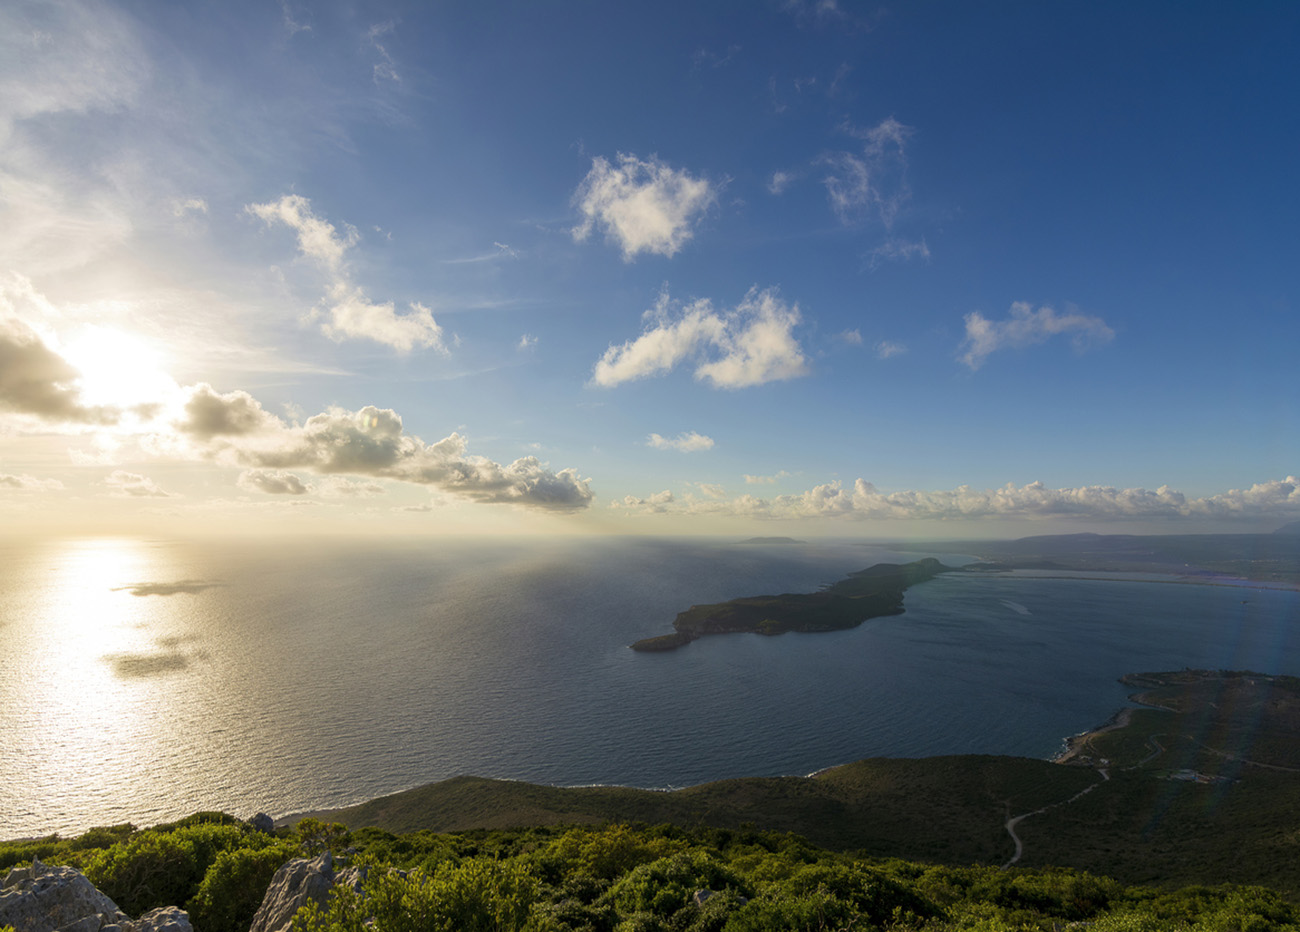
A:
2;535;1298;838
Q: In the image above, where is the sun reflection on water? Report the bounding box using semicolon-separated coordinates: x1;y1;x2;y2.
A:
0;538;200;833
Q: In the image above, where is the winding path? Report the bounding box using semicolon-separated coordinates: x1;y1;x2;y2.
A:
1001;768;1110;869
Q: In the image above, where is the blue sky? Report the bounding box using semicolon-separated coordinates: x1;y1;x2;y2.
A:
1;0;1297;537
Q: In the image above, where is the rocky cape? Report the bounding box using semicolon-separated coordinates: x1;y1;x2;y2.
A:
630;557;953;651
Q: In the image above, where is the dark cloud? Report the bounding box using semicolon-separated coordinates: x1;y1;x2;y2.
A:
178;383;279;439
0;317;117;424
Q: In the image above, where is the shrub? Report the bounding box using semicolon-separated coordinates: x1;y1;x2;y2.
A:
187;840;298;932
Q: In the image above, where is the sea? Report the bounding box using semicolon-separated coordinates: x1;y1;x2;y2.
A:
2;535;1299;840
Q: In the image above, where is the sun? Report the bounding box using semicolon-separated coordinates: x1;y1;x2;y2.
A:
61;326;178;410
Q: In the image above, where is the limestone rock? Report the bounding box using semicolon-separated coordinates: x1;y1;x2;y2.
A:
248;853;338;932
0;858;130;932
129;906;193;932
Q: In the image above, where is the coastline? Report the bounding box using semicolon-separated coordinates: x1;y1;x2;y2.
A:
1053;707;1135;764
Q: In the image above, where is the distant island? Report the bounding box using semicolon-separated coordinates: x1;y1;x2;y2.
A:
740;536;805;545
631;557;952;651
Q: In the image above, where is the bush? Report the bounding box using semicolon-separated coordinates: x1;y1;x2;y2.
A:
83;823;252;916
187;840;298;932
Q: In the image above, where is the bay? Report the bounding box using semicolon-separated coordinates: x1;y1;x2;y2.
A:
2;535;1298;839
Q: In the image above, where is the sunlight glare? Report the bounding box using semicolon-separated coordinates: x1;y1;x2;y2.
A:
62;326;178;410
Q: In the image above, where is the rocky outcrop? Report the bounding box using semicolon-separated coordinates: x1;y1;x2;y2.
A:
0;859;193;932
248;853;368;932
248;814;275;835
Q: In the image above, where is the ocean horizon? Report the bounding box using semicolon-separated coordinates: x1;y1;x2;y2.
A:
3;535;1299;840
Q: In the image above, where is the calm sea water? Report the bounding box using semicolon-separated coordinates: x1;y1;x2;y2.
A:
2;535;1298;839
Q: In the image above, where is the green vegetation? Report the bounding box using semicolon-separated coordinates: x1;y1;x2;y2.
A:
10;817;1300;931
631;558;952;651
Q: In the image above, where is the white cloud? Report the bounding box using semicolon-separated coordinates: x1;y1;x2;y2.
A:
647;431;714;452
572;153;716;260
105;470;169;498
319;476;385;498
768;171;795;195
839;329;863;345
593;287;808;389
247;194;356;273
630;477;1300;523
869;237;930;268
171;197;208;217
744;470;791;485
367;21;400;84
821;117;912;227
238;468;311;496
0;472;63;492
960;302;1115;370
518;334;537;350
322;284;445;353
248;194;446;352
875;340;906;359
612;490;675;514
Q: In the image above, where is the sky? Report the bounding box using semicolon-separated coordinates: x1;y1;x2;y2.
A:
1;0;1298;539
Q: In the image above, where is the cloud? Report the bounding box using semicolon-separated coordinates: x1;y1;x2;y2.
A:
171;197;208;217
247;194;446;352
0;472;63;491
821;117;912;227
177;384;280;440
744;471;791;485
960;302;1115;370
0;316;117;424
630;476;1300;523
177;395;593;512
869;237;930;268
593;287;808;389
647;431;714;452
105;470;169;498
572;153;716;260
318;476;385;498
875;340;906;359
612;490;675;514
367;21;400;84
322;284;446;353
518;334;538;350
238;468;311;495
768;171;795;195
838;329;863;345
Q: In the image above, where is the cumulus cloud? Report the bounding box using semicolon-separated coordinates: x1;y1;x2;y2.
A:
744;471;791;485
178;384;279;440
518;334;537;350
612;490;675;514
960;302;1115;370
572;153;716;260
0;316;116;424
105;470;169;497
838;329;863;345
875;340;906;359
821;117;912;227
625;477;1300;523
247;194;446;352
593;287;808;389
0;472;64;491
176;393;593;512
237;468;311;496
647;431;714;452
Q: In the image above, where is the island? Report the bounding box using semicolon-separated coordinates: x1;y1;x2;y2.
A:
630;557;953;651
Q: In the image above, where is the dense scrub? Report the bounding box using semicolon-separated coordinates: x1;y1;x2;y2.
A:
6;816;1300;931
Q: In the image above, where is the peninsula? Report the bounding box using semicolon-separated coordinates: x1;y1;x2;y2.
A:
630;557;952;651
